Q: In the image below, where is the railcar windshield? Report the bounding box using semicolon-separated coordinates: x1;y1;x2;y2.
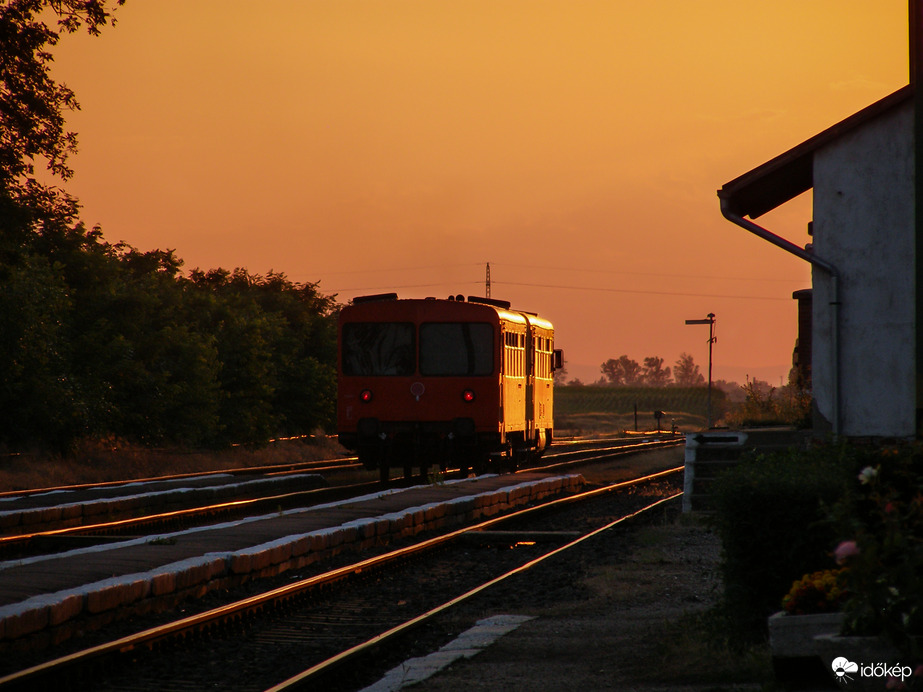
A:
342;322;415;376
419;322;493;376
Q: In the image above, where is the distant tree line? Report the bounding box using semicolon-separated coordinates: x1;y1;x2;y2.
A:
0;2;338;452
556;353;706;387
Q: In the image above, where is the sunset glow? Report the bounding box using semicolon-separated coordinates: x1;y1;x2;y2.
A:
52;1;908;384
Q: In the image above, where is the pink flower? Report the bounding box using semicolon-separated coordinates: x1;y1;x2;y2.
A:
834;540;859;565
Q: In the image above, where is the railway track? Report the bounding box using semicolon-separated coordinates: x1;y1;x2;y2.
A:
0;465;683;691
0;436;681;561
0;455;363;502
0;481;367;561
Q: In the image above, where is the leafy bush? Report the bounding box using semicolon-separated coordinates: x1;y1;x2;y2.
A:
709;446;853;643
724;380;811;429
0;235;339;451
0;2;338;453
832;446;923;660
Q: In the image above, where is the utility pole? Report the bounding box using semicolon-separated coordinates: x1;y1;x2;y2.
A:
685;313;717;429
486;262;491;298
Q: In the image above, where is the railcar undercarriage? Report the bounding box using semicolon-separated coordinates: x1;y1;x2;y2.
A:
342;421;547;483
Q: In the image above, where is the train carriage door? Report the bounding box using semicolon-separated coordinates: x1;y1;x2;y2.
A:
498;326;505;437
523;316;535;439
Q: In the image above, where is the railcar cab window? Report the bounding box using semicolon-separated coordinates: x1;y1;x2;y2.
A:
342;323;415;376
419;322;493;376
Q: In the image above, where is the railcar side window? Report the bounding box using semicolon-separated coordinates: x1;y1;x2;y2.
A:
504;331;525;377
535;335;552;378
342;322;415;376
420;323;493;376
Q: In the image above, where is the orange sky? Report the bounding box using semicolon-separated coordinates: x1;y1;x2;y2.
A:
51;1;909;385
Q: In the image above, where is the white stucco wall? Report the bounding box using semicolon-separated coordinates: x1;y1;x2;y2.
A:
812;101;914;438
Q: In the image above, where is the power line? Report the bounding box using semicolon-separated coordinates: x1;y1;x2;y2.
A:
492;262;805;284
495;280;791;301
328;279;792;301
327;281;481;293
304;261;802;285
304;262;481;277
322;261;801;300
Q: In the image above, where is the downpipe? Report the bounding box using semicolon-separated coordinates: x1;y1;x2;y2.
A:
720;200;840;436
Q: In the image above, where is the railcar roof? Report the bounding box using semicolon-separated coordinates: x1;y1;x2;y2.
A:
342;294;553;330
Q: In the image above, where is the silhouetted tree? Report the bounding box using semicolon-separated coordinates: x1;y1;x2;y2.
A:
0;1;126;450
553;359;568;386
673;352;705;386
0;1;124;254
187;268;338;445
641;356;671;387
0;2;346;452
0;254;76;448
601;355;643;386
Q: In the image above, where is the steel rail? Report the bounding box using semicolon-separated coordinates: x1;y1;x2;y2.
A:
536;438;682;473
0;466;683;691
2;438;678;550
544;435;681;454
267;490;684;691
0;436;668;506
0;436;670;501
0;481;380;557
0;456;361;500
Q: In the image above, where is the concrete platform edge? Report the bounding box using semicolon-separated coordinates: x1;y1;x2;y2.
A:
0;474;584;647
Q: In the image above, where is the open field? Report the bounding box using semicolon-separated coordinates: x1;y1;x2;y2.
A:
554;385;726;436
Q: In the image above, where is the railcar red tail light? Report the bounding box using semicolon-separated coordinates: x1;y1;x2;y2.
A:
360;389;373;403
462;389;476;402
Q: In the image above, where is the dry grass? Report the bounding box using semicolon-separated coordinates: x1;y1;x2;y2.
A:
0;434;349;493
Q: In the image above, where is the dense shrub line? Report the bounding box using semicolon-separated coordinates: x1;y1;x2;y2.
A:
0;224;338;451
0;2;342;452
709;445;856;644
710;442;923;668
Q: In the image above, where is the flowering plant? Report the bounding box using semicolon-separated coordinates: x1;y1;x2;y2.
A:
782;568;849;615
833;446;923;662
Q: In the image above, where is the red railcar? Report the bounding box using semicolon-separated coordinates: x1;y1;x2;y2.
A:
337;293;562;481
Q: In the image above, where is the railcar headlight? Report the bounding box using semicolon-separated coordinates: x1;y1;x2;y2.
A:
462;389;476;403
360;389;373;403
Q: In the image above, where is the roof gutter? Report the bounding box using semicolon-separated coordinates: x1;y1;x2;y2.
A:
719;199;840;436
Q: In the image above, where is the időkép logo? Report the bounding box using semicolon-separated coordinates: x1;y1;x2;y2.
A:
831;656;912;686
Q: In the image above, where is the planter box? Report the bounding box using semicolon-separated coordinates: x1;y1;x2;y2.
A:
768;611;845;658
768;610;845;684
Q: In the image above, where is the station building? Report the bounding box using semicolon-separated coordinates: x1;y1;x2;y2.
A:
718;85;916;439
